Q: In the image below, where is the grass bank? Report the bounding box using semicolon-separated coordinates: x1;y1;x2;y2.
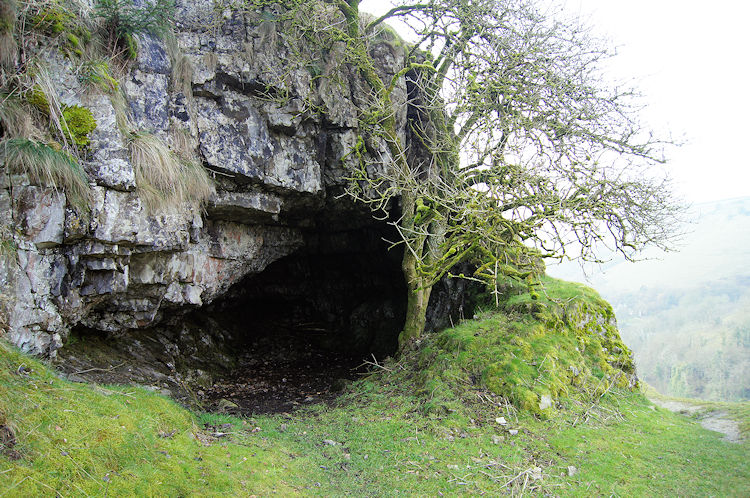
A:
1;279;748;496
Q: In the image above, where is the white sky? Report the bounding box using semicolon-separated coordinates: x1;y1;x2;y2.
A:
360;0;750;203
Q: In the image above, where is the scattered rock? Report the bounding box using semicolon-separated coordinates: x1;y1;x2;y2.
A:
539;394;553;411
530;467;543;480
322;439;337;446
508;429;519;436
491;435;504;445
567;465;578;477
495;416;508;426
217;399;239;412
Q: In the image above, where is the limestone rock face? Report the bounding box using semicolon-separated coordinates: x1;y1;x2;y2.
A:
0;3;411;356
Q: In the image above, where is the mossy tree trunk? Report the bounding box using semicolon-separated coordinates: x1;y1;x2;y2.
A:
329;0;680;353
399;250;433;347
335;2;440;351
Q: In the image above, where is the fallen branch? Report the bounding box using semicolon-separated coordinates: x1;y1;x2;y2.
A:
356;354;394;373
73;362;125;375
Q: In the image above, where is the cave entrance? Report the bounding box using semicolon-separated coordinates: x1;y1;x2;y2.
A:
196;212;407;415
56;203;410;416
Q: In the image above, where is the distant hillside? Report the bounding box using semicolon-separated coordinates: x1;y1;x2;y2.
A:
548;196;750;401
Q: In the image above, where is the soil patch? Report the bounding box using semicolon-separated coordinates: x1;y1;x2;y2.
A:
197;329;368;415
649;397;742;443
699;411;742;443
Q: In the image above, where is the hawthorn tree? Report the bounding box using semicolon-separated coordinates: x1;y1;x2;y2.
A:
316;0;681;348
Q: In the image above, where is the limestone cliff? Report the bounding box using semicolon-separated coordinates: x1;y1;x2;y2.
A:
0;1;423;356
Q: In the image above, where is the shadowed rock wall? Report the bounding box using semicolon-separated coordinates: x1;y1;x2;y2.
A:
0;1;468;359
0;1;410;355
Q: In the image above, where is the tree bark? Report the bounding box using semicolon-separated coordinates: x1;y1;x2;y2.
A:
398;249;433;350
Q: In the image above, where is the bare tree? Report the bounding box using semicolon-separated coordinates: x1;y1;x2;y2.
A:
324;0;682;348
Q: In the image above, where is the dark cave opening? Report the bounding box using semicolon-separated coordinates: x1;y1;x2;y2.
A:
211;228;407;358
193;218;408;414
57;204;473;416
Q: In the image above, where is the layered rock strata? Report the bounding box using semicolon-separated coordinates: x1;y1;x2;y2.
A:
1;2;420;356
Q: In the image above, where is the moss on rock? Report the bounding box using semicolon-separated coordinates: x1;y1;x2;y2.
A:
407;276;637;418
60;105;97;149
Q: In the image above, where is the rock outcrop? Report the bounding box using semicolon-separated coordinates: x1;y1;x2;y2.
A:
0;1;429;356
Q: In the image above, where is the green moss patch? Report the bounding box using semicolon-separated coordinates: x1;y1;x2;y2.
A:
60;104;97;148
409;276;637;418
28;2;92;58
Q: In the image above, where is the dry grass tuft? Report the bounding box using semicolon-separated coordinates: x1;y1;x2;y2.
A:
0;0;17;70
31;64;75;150
129;131;214;212
0;137;91;209
171;54;193;98
0;94;36;139
179;154;215;207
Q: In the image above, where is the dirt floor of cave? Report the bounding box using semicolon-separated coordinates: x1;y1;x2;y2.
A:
198;329;370;416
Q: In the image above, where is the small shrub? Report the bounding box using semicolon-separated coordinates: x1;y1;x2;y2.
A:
95;0;174;36
94;0;175;58
0;138;91;209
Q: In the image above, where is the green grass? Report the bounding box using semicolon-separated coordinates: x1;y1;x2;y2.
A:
0;340;319;495
1;280;748;496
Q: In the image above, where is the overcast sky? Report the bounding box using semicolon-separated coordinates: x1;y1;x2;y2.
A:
360;0;750;203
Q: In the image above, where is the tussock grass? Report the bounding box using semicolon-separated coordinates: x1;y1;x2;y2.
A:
0;137;91;209
129;131;213;212
171;54;194;97
0;94;36;139
27;65;98;153
108;87;131;133
30;64;75;150
79;58;120;94
0;0;17;69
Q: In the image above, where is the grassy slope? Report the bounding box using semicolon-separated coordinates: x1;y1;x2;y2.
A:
1;279;748;496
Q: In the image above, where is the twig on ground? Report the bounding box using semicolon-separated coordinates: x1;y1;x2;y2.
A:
73;363;125;375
